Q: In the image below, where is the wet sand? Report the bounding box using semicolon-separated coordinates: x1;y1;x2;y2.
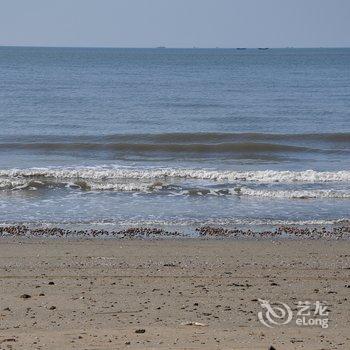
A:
0;238;349;349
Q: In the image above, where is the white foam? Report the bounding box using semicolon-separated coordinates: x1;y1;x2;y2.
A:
235;187;350;199
1;217;348;228
1;167;350;183
88;182;151;192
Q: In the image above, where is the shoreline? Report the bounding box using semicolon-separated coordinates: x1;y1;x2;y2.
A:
0;238;349;349
1;223;350;240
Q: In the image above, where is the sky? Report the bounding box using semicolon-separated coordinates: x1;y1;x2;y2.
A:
0;0;349;48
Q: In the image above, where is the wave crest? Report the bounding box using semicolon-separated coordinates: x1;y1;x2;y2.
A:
1;167;350;183
0;132;349;155
0;167;350;198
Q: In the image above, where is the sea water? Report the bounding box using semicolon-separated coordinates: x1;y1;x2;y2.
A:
0;47;349;233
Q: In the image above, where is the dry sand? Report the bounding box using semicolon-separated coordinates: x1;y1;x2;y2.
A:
0;238;349;349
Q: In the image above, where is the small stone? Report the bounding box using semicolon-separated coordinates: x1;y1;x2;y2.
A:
48;281;55;285
1;338;16;343
135;329;146;334
20;294;31;299
48;306;56;310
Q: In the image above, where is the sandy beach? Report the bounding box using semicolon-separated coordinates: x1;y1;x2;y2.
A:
1;3;350;349
0;238;349;349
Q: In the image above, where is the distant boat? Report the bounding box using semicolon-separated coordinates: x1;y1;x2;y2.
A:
236;48;247;50
156;46;166;49
258;48;269;50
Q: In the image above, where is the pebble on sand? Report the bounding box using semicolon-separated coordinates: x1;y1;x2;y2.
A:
135;329;146;334
20;294;31;299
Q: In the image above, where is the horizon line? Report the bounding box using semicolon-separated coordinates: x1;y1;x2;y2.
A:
0;44;349;50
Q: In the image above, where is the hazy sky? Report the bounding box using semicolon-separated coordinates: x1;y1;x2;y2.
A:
0;0;349;48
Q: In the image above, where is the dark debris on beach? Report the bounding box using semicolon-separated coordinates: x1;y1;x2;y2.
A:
195;225;350;239
0;224;350;239
0;226;181;238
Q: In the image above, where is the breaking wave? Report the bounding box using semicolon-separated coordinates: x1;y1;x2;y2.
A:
0;167;350;198
1;167;350;182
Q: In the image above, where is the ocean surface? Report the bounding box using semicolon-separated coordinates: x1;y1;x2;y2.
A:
0;47;349;234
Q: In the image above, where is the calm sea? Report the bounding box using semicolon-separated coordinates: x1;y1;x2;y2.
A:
0;47;349;233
